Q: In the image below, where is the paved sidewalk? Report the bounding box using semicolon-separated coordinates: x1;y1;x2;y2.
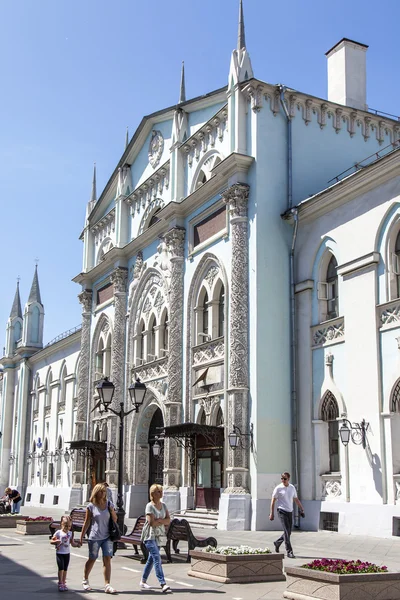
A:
1;515;400;600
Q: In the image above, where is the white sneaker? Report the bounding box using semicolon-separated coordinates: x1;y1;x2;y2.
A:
140;581;151;590
161;584;171;593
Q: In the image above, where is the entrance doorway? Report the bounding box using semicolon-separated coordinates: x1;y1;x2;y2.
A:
195;434;223;510
148;408;164;487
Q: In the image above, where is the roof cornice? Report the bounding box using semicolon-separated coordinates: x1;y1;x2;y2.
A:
284;148;400;223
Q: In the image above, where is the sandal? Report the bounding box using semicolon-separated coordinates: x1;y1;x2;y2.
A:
105;584;118;594
82;579;92;591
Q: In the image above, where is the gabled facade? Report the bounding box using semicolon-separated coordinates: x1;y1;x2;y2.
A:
1;1;400;535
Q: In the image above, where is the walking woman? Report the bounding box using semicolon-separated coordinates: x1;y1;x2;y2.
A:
140;484;171;593
80;483;118;594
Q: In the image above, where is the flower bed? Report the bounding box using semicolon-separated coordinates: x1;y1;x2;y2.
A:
189;545;285;584
0;515;27;528
16;517;53;535
284;559;400;600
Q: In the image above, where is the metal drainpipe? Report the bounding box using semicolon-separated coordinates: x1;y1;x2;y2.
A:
279;85;300;526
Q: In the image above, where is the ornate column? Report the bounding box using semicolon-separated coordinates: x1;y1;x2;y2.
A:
109;267;128;487
219;183;251;530
163;227;185;506
73;289;92;489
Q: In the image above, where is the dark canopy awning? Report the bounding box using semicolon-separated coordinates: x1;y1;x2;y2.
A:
163;423;224;449
68;440;106;458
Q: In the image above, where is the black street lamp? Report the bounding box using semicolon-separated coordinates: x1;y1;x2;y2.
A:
95;376;147;537
228;423;254;452
339;418;369;449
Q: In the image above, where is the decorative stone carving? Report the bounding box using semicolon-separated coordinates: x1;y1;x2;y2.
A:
222;184;250;493
204;266;220;288
134;358;168;382
380;302;400;326
78;290;92;314
312;319;345;347
148;130;164;168
321;475;342;499
91;209;115;246
193;340;225;366
182;107;228;167
111;267;128;294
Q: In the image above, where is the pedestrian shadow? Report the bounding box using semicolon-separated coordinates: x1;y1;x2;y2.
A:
116;591;225;595
0;551;89;597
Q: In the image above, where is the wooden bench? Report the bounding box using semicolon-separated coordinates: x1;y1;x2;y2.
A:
120;515;172;563
49;507;87;538
166;518;217;563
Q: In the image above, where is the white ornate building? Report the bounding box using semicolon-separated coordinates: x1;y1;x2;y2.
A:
1;2;400;536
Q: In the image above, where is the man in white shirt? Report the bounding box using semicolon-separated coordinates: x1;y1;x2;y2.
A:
269;472;305;558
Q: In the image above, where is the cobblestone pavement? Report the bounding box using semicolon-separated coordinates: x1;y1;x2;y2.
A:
1;510;400;600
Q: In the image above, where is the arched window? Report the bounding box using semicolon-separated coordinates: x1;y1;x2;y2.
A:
199;408;207;425
14;321;22;345
148;314;157;361
196;171;207;189
391;379;400;412
318;253;339;322
202;292;209;336
136;320;145;365
321;392;340;472
95;339;104;379
394;232;400;299
216;406;223;427
162;311;169;354
59;364;67;405
326;256;338;319
31;306;40;343
104;334;112;377
45;371;52;407
56;435;63;482
218;285;225;338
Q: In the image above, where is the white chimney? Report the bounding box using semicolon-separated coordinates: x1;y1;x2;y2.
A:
326;38;368;111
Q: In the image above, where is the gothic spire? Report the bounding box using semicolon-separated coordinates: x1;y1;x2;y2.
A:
90;162;97;205
179;61;186;104
9;280;22;319
237;0;246;52
125;127;129;150
28;265;42;305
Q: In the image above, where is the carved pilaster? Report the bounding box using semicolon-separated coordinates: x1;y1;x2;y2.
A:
222;184;250;492
110;268;128;410
163;227;185;489
74;289;92;485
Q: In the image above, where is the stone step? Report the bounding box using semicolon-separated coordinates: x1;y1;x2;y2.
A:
172;509;219;529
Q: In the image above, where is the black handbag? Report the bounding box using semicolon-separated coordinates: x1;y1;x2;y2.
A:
108;503;121;542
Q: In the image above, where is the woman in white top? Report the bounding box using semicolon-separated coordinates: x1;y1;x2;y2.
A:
140;484;171;593
80;483;118;594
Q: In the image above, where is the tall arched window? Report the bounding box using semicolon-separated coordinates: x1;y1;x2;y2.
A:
203;292;209;336
45;371;52;407
321;392;340;472
104;334;112;377
391;379;400;412
326;256;338;320
148;314;156;361
394;232;400;299
162;310;169;354
95;339;104;379
218;285;225;338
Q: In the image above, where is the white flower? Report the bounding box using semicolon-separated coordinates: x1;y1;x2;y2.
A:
204;544;271;556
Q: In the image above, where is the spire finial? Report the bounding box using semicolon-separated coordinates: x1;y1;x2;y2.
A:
9;278;22;319
237;0;246;52
90;162;97;205
28;265;42;306
125;127;129;150
179;61;186;104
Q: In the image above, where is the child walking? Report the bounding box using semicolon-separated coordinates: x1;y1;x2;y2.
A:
50;515;81;591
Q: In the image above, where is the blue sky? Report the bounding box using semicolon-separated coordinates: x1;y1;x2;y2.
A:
1;0;399;345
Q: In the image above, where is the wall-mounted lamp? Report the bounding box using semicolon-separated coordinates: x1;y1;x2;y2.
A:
228;423;254;452
152;436;163;457
27;451;37;465
9;453;16;464
339;418;370;449
64;448;72;464
106;444;116;460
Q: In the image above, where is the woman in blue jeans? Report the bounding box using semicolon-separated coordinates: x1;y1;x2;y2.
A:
140;484;171;593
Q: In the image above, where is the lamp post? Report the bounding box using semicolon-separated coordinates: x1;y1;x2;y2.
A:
228;423;254;452
95;376;147;536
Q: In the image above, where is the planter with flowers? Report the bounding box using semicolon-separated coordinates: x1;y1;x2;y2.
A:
0;514;27;528
284;559;400;600
16;516;53;535
188;545;285;584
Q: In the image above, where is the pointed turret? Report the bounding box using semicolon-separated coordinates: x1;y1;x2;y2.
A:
228;0;253;86
179;62;186;104
9;281;22;319
90;163;97;205
237;0;246;52
28;265;42;306
125;127;129;150
21;266;44;348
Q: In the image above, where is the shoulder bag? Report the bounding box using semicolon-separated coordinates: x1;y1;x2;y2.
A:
108;502;121;542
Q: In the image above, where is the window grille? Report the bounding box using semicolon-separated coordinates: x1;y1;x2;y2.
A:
321;392;339;421
320;512;339;532
391;379;400;412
